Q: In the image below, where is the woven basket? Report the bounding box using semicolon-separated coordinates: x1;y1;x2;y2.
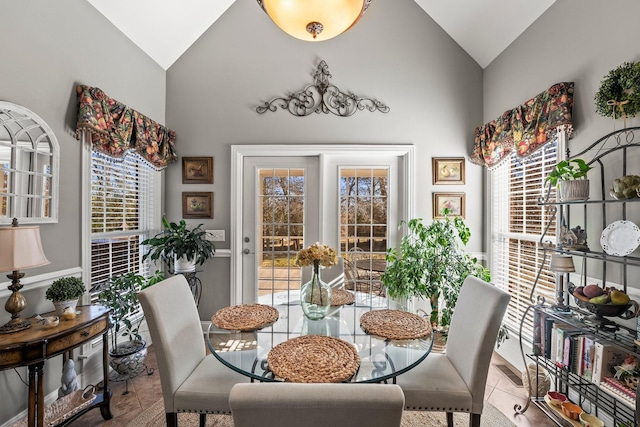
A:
521;363;550;397
9;385;96;427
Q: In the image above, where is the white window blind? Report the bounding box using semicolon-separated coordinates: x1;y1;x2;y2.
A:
491;139;559;339
90;152;156;302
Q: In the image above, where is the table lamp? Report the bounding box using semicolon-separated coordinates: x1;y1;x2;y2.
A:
0;218;50;333
550;253;575;311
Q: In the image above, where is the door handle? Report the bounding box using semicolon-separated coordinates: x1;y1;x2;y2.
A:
243;248;252;255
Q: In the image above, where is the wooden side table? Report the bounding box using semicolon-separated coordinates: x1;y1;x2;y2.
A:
0;305;113;427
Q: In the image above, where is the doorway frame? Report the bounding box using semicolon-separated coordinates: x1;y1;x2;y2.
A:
231;144;415;305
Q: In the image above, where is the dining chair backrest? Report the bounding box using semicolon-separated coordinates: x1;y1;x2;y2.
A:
230;382;405;427
138;274;205;414
445;275;510;412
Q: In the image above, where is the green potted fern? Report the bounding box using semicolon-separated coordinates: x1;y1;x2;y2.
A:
142;217;215;273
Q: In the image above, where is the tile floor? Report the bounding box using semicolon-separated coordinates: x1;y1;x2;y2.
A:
69;346;552;427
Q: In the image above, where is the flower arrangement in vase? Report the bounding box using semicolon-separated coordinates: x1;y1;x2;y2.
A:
296;242;338;320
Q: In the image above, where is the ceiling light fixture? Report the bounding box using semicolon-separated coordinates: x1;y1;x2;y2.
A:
257;0;372;42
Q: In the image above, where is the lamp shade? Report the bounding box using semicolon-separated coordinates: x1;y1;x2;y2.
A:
259;0;370;41
0;225;50;272
549;254;575;272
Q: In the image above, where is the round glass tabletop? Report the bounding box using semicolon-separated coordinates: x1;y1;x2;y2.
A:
206;296;433;383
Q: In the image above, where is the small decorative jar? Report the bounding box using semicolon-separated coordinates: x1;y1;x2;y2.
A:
301;260;331;320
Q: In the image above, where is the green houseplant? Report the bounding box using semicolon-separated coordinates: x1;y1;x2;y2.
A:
93;270;164;375
142;217;215;273
45;277;86;315
381;209;490;329
545;158;592;201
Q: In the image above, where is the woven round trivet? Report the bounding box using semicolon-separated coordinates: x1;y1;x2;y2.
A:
330;288;355;306
360;309;432;340
211;304;279;331
267;335;360;383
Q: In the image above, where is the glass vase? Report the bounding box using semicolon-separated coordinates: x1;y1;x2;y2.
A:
301;261;331;320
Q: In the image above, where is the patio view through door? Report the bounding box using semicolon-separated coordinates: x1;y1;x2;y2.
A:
233;145;413;306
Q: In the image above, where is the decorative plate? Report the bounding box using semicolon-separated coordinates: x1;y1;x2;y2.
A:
600;220;640;256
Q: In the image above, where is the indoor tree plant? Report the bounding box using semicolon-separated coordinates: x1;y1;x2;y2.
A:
381;209;490;331
45;276;86;315
544;158;592;201
92;270;164;376
142;217;215;273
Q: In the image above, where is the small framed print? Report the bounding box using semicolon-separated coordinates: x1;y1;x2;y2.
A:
433;192;465;219
182;157;213;184
432;157;465;185
182;192;213;219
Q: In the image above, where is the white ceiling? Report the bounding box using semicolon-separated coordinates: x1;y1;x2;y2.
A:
87;0;556;70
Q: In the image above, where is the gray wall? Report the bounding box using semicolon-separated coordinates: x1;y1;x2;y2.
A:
485;0;640;367
166;0;485;316
0;1;165;423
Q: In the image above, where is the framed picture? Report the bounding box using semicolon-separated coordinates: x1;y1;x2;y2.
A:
432;157;465;185
433;192;465;219
182;157;213;184
182;192;213;219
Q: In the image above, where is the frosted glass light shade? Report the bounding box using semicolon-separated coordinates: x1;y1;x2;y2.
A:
0;225;50;272
260;0;369;41
549;254;575;272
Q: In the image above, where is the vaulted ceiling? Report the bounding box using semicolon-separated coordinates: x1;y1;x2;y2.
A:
87;0;555;70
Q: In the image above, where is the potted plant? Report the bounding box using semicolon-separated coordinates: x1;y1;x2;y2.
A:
142;217;215;273
45;277;86;316
93;270;164;376
545;158;592;201
381;209;490;331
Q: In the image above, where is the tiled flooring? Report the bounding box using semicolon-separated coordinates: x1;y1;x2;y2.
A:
70;346;551;427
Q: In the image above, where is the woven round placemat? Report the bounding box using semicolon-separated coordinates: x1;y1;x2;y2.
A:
267;335;360;383
211;304;279;331
360;309;432;340
330;288;355;306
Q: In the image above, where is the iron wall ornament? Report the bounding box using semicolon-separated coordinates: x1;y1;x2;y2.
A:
256;61;390;117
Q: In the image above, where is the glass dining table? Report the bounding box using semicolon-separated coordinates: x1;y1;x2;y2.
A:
205;293;433;383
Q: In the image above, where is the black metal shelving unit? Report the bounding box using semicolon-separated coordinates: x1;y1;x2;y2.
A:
515;127;640;427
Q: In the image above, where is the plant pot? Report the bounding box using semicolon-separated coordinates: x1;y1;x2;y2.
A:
109;339;147;377
53;299;78;316
174;255;196;273
558;179;590;201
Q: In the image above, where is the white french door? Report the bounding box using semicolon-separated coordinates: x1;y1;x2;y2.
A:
231;145;414;305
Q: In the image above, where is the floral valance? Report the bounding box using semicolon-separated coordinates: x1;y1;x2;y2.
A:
470;82;574;169
75;85;177;170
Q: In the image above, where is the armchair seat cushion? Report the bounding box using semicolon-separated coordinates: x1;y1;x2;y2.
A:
397;353;472;412
174;354;247;414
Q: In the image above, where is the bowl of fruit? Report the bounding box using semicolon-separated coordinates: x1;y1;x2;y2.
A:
569;284;639;319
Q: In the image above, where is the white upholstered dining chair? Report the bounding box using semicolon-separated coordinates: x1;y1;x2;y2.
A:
229;382;405;427
396;275;510;427
138;274;249;427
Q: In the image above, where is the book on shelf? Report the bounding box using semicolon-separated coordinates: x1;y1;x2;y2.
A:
581;336;596;380
601;376;636;401
592;342;625;386
533;309;544;356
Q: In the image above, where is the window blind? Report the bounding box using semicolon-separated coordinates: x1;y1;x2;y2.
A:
491;140;559;339
90;152;156;303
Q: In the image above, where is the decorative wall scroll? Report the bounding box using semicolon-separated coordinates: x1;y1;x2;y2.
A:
433;193;465;219
432;157;465;185
256;60;390;117
183;192;213;219
182;157;213;184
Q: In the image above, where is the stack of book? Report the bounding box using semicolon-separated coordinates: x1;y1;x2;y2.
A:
533;311;634;401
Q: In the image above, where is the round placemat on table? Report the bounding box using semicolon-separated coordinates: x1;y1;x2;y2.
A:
267;335;360;383
360;309;432;340
330;288;355;306
211;304;279;331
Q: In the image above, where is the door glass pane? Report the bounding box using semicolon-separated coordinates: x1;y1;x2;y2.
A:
258;168;305;300
340;168;389;299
